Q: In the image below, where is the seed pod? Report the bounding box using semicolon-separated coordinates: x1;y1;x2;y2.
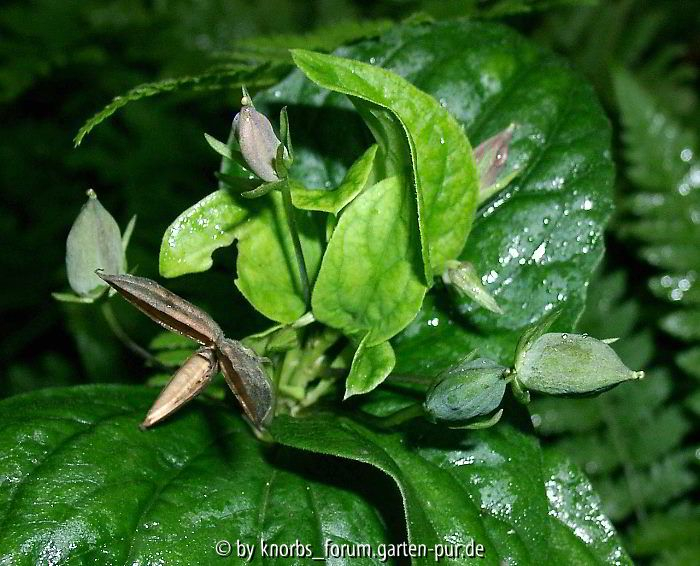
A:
424;358;507;426
97;272;223;346
233;103;285;183
514;332;645;396
474;124;514;191
442;260;503;314
216;338;276;430
66;190;124;296
142;348;217;428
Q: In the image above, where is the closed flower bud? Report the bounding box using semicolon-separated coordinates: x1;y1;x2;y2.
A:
514;332;645;396
474;124;514;191
442;260;503;314
233;100;285;183
66;189;124;296
424;358;507;426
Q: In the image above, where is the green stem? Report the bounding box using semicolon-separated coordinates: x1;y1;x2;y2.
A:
101;302;166;368
280;178;310;307
358;403;426;429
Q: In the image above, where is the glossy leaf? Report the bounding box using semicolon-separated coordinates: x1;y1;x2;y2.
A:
543;450;632;564
0;386;392;564
291;144;378;214
345;335;395;399
311;176;426;344
291;48;479;279
159;189;249;278
266;20;613;369
272;411;631;565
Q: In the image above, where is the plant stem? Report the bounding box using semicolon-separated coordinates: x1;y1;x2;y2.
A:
280;179;310;307
101;302;165;368
358;403;425;429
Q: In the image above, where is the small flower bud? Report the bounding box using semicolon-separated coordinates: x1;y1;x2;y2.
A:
442;260;503;314
514;332;645;396
424;358;507;426
474;124;514;190
233;100;285;183
66;189;124;296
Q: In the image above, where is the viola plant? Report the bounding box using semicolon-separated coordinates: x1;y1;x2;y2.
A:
2;19;644;565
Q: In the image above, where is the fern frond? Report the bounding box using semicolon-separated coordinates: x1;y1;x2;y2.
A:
614;67;700;362
223;19;394;63
74;63;288;146
613;68;696;190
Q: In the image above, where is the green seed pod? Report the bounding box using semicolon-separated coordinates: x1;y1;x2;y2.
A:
233;102;285;183
514;332;645;396
66;189;124;296
424;358;507;426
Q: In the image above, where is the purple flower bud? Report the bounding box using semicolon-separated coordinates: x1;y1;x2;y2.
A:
233;104;284;183
474;124;514;190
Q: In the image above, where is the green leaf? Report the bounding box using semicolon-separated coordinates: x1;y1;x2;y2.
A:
204;133;238;160
272;412;631;565
291;47;479;279
74;64;287;146
267;20;613;368
345;335;395;399
542;450;632;564
311;176;427;344
159;189;249;278
0;386;392;564
235;192;324;324
291;144;378;214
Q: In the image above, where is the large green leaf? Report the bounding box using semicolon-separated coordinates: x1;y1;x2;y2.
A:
291;48;479;279
236;192;324;324
272;411;631;565
0;386;392;565
263;21;613;371
311;176;426;345
263;20;613;370
0;386;629;565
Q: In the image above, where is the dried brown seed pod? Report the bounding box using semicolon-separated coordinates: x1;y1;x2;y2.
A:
142;348;218;428
216;338;276;430
97;272;223;346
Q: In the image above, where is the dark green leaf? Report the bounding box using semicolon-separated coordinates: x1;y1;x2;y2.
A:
272;412;631;565
0;386;392;564
265;20;613;369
